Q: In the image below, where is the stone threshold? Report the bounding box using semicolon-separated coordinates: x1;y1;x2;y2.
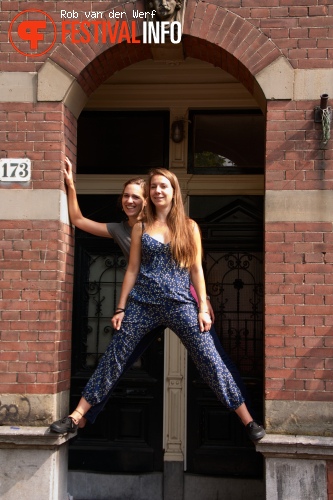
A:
0;425;75;449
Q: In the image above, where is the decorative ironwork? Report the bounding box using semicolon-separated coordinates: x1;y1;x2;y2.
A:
81;252;127;369
206;251;263;377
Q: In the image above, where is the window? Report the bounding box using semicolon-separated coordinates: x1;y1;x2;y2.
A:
77;111;169;175
188;110;265;175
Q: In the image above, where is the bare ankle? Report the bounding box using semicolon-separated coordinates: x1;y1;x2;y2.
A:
78;416;87;429
70;409;84;424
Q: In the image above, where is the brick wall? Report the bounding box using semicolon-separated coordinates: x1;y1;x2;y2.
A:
265;221;333;401
266;100;333;191
265;100;333;404
0;102;77;398
0;220;73;395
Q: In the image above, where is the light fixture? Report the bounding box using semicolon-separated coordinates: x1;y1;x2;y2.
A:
171;119;184;143
314;93;331;144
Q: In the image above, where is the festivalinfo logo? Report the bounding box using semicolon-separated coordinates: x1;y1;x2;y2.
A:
9;9;182;57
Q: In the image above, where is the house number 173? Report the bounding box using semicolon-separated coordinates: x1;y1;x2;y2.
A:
0;159;31;182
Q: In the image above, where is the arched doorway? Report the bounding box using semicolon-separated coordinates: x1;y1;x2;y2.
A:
64;51;266;499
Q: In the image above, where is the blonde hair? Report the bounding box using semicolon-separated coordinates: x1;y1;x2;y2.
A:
146;168;198;268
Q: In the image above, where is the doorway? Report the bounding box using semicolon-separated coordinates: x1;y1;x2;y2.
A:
187;195;264;478
68;109;170;473
68;104;265;486
68;195;165;473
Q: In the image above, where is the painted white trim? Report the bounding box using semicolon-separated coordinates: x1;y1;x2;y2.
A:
76;174;265;195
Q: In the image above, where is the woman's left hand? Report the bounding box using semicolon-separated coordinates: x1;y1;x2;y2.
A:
112;311;124;330
198;312;212;333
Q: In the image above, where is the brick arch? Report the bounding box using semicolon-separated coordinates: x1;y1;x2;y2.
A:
46;1;284;100
183;3;282;78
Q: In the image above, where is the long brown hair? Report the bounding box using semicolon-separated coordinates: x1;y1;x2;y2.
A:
146;168;197;268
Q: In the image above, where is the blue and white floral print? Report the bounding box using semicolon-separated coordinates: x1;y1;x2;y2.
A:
82;233;244;411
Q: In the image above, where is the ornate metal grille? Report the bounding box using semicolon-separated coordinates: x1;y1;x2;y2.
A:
206;251;263;378
77;249;127;371
187;196;264;477
70;240;164;474
72;235;133;377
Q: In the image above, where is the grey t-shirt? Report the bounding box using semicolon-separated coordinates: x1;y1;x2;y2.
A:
106;221;132;261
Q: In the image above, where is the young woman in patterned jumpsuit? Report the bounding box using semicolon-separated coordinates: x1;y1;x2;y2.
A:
50;166;265;441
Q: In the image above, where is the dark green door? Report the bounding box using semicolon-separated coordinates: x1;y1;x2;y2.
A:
187;195;264;478
68;196;164;473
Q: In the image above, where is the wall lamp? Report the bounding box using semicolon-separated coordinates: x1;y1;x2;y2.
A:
314;93;331;144
171;119;185;143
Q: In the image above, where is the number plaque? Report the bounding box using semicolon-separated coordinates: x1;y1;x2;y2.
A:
0;159;31;182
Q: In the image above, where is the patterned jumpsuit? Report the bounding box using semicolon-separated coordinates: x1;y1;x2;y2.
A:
82;231;245;411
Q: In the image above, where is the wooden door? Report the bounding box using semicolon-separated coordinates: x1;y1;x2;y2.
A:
68;196;164;473
187;196;264;478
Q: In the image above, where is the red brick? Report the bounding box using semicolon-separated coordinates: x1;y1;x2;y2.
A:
309;6;328;16
265;379;285;390
265;357;284;368
0;351;19;362
17;373;37;383
265;391;296;401
0;373;17;383
302;357;325;369
265;335;284;346
0;384;27;393
284;358;303;368
305;380;325;390
27;384;55;394
295;391;332;401
285;380;304;390
289;7;308;17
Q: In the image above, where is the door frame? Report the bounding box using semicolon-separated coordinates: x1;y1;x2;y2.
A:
76;173;264;470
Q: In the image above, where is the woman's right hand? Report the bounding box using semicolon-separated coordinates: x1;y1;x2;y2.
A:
112;311;125;331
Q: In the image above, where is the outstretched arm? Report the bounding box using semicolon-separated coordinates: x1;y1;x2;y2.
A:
111;222;142;330
190;222;212;333
64;157;111;238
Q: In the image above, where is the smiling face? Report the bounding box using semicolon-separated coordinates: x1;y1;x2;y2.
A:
121;183;146;221
150;174;174;209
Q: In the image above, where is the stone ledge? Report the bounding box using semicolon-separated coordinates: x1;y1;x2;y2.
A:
0;426;75;449
256;434;333;460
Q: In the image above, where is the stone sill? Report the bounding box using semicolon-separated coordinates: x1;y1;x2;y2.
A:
256;434;333;460
0;426;76;449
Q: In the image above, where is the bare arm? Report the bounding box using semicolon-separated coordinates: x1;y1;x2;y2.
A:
206;299;215;323
111;223;142;330
64;157;111;238
190;222;212;333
